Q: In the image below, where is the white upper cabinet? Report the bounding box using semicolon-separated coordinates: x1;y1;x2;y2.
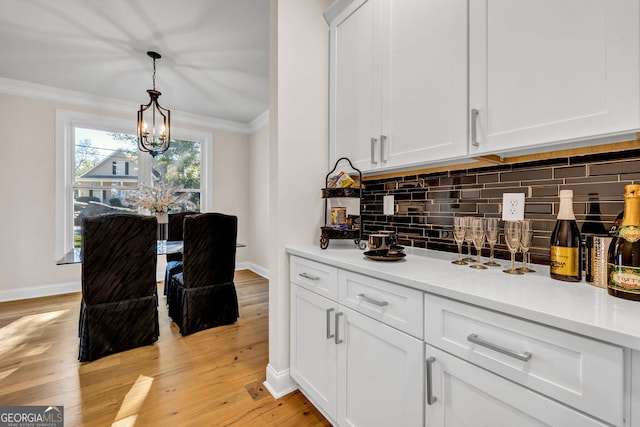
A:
381;0;468;169
469;0;640;156
330;0;377;172
327;0;640;172
328;0;468;173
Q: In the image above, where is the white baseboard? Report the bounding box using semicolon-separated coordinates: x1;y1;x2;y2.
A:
241;262;269;279
0;281;81;303
263;364;298;399
0;264;268;303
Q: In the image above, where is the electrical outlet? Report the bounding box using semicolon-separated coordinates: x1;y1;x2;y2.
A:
502;193;525;221
383;195;394;216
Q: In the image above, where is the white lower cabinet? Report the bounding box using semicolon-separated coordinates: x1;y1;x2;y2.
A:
289;254;634;426
290;257;424;427
290;284;338;418
424;293;626;426
337;305;423;427
424;345;610;427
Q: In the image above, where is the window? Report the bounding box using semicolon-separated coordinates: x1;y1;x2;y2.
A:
152;139;202;210
55;110;212;259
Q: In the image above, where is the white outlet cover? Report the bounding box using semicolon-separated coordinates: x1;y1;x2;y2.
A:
383;195;394;216
502;193;525;221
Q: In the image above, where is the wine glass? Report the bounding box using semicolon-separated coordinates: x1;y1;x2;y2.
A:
470;218;487;269
484;218;501;267
518;219;535;273
451;217;468;265
463;217;475;261
503;221;524;274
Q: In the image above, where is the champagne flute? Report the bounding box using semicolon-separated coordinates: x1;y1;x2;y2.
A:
518;219;535;273
484;218;501;267
463;217;475;261
451;217;468;265
470;218;487;269
503;221;524;274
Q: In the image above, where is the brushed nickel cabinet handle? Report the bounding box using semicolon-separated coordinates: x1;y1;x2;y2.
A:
426;356;438;405
471;108;480;147
335;312;344;345
467;333;532;362
357;293;388;307
380;134;387;162
371;137;378;164
326;308;335;339
298;272;319;281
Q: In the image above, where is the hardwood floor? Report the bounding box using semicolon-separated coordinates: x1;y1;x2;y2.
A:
0;270;331;426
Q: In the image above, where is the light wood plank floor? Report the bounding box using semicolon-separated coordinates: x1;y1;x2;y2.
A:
0;270;331;426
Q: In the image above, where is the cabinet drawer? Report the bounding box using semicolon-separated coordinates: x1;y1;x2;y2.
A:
424;294;624;426
338;270;423;338
290;256;338;300
425;345;610;427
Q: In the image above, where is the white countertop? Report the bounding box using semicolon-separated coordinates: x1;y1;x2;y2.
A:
287;242;640;351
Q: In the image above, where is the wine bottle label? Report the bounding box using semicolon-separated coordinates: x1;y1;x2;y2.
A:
608;264;640;294
549;246;579;276
615;225;640;243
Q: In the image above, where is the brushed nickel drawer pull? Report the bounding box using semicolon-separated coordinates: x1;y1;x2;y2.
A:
357;293;388;307
299;272;320;281
467;333;532;362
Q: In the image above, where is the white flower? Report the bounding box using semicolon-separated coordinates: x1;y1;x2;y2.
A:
126;182;195;213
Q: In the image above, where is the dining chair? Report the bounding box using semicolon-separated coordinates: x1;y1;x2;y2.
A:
163;211;197;296
167;212;239;335
78;213;159;362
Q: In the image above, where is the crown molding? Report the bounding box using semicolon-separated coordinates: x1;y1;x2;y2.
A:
0;76;255;134
248;110;269;132
323;0;353;25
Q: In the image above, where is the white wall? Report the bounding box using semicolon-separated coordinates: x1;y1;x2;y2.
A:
249;124;271;276
265;0;331;397
0;91;253;301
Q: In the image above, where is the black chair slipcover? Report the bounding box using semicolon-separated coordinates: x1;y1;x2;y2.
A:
168;213;239;335
78;214;159;362
163;211;197;295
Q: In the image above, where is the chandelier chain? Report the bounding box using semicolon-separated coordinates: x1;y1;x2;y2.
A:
152;57;157;91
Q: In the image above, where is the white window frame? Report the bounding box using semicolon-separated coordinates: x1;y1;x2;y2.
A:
55;109;213;260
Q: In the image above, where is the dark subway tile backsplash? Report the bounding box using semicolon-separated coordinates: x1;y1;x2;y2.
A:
361;149;640;265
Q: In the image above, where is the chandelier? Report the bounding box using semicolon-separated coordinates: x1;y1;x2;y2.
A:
137;51;171;157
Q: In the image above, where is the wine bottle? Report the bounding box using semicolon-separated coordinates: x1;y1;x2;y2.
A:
608;184;640;301
550;190;582;282
609;211;624;236
582;193;607;282
581;193;607;235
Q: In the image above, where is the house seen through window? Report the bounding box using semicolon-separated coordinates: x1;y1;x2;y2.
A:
73;127;201;246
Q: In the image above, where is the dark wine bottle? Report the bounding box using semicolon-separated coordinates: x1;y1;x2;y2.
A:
550;190;582;282
582;194;607;282
609;211;624;236
581;193;607;235
608;184;640;301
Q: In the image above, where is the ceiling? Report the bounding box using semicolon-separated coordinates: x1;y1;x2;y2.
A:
0;0;270;124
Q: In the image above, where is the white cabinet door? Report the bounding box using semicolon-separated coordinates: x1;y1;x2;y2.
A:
425;345;610;427
330;0;379;172
381;0;468;169
290;284;338;421
329;0;469;173
337;306;423;427
469;0;640;155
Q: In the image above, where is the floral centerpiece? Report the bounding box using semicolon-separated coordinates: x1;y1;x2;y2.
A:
126;182;195;214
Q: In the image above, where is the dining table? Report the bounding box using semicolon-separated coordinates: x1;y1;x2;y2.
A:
56;241;245;265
